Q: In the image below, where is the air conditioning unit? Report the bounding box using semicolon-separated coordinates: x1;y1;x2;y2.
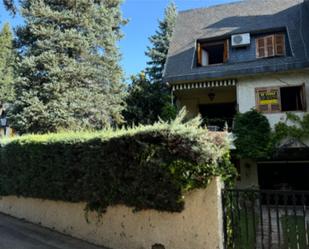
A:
231;33;251;47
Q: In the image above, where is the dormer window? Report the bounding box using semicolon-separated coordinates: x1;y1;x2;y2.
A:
197;40;229;66
256;34;285;59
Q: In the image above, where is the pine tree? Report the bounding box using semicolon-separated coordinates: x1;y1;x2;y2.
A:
3;0;16;14
10;0;126;134
145;1;177;82
123;72;155;125
124;2;177;126
123;71;177;126
0;23;15;104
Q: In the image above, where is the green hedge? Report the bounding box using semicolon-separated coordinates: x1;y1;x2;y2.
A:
0;112;234;213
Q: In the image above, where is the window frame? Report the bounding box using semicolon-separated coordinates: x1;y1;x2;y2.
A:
255;87;281;113
280;84;307;112
256;33;286;59
255;84;306;113
197;39;229;67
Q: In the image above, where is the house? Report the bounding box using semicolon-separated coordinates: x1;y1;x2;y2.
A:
164;0;309;191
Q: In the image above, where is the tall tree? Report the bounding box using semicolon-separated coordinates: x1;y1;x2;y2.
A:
3;0;16;14
123;71;177;125
124;2;177;126
145;1;177;83
10;0;126;134
0;23;15;104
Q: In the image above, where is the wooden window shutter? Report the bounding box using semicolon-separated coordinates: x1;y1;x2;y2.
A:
266;35;275;57
223;39;229;63
256;87;281;113
256;89;270;112
269;87;281;112
275;34;285;56
197;42;202;66
256;38;266;58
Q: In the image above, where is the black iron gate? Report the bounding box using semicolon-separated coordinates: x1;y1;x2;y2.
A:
222;189;309;249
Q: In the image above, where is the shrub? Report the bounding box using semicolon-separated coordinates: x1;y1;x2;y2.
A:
233;109;272;159
0;110;234;213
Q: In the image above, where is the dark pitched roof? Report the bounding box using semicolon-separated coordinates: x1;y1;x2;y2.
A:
164;0;309;83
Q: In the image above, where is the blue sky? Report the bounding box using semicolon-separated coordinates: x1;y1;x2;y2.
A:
0;0;238;81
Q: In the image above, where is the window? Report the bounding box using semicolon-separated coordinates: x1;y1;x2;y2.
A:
197;40;229;66
256;84;306;113
256;34;285;59
280;86;306;112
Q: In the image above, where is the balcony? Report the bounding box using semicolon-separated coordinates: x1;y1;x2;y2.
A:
202;117;235;132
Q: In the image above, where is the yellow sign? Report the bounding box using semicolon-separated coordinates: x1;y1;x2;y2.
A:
258;90;279;105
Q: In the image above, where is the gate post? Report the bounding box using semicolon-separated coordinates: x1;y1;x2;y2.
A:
216;177;225;249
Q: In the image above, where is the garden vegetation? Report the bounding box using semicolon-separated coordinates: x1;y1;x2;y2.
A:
0;110;235;213
234;109;309;159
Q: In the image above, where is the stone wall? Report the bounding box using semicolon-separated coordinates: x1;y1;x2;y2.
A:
0;177;224;249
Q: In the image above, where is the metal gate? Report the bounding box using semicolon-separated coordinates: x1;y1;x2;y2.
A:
222;189;309;249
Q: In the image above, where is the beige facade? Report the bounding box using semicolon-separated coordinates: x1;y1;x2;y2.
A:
175;86;236;119
0;178;224;249
173;70;309;189
237;71;309;128
174;71;309;127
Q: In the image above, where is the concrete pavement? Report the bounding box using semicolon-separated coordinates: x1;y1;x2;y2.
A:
0;213;108;249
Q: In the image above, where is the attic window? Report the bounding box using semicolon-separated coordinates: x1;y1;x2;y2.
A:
197;40;229;66
256;34;285;59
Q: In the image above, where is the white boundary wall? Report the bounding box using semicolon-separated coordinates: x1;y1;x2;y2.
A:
0;177;224;249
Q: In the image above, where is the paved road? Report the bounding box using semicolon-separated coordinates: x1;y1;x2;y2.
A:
0;213;108;249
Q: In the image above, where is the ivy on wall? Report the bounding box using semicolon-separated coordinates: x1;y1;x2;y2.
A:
273;113;309;146
233;110;309;159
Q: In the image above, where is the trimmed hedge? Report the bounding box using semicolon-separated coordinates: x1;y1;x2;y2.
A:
0;111;234;213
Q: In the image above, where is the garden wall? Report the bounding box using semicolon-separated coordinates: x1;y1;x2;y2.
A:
0;177;224;249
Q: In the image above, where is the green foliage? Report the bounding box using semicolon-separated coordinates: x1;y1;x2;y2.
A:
0;110;234;213
233;109;272;159
124;2;178;126
273;113;309;145
10;0;127;134
281;216;307;249
3;0;16;14
160;101;177;121
145;1;177;82
234;111;309;159
123;72;177;125
0;23;16;104
234;210;258;249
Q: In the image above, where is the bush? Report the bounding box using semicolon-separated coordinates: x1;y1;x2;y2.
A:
233;109;272;159
0;110;234;213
